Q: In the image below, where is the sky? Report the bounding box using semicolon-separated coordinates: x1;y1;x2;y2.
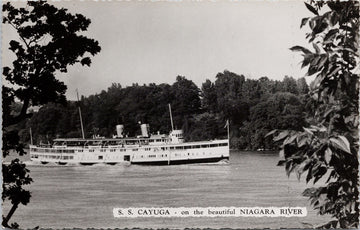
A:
2;0;313;100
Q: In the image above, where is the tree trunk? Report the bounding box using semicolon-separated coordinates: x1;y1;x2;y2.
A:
2;202;19;228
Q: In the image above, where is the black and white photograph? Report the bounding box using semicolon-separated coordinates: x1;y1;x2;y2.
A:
2;0;359;229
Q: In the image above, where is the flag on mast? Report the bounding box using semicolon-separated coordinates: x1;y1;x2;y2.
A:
29;127;33;145
76;89;85;139
224;119;229;128
225;119;230;145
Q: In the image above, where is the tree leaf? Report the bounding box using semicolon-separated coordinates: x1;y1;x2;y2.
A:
330;12;338;26
309;19;315;30
323;106;335;119
277;160;286;166
290;46;312;54
273;130;289;141
3;66;11;76
324;148;332;164
287;162;298;177
305;2;319;15
316;220;338;229
265;129;277;137
310;55;322;67
337;136;351;153
306;164;313;183
297;134;308;147
311;74;325;89
297;158;311;180
307;64;320;76
324;29;338;44
80;57;91;66
283;133;297;145
285;160;292;177
303;187;317;196
303;127;314;135
326;170;336;183
300;17;310;28
313;43;321;54
313;166;327;184
329;136;351;154
279;149;285;159
302;53;314;68
301;222;314;228
327;66;342;79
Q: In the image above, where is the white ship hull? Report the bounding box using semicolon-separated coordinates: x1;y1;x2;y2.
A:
30;139;229;166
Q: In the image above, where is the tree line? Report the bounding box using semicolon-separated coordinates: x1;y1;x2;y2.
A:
17;72;309;150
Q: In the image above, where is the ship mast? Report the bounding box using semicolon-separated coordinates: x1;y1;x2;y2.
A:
29;127;33;145
168;104;174;165
168;104;174;131
76;89;85;139
227;119;230;147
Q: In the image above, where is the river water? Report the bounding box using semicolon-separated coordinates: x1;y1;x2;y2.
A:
3;151;330;229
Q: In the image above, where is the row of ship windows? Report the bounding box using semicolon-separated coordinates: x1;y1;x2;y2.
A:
55;140;167;146
30;149;75;153
31;154;74;160
137;152;212;158
148;139;167;142
170;143;228;150
32;152;217;160
175;152;208;156
141;154;166;158
31;143;228;154
125;143;228;151
89;149;127;152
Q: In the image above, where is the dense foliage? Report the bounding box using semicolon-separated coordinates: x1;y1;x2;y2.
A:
271;1;359;228
18;72;309;151
2;2;100;228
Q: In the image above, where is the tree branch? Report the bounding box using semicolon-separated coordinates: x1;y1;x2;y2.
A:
5;97;32;127
4;16;31;50
2;201;19;228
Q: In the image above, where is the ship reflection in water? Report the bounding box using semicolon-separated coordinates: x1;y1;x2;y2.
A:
3;151;331;229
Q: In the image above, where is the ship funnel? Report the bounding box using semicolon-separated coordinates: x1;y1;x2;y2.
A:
116;124;124;138
170;129;184;144
141;124;150;137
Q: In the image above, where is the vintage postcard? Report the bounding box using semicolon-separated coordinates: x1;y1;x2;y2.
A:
2;0;359;229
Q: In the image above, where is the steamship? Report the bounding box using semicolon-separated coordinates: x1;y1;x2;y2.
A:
29;123;229;165
29;103;229;165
